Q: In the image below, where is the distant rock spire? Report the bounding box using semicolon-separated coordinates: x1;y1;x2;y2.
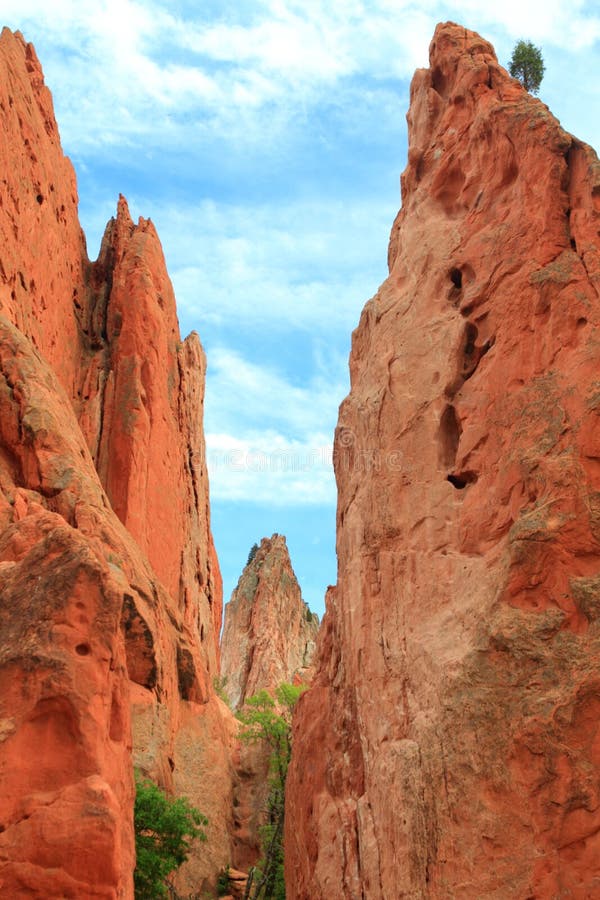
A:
221;534;319;709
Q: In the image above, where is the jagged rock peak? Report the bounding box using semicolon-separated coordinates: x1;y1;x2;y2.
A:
221;534;319;709
0;29;231;896
286;21;600;900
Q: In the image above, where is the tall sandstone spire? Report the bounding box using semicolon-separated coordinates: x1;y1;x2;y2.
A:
0;28;231;897
221;534;318;709
286;22;600;899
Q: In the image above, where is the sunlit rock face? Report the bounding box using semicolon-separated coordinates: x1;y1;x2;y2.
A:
0;27;232;897
286;21;600;900
221;534;319;710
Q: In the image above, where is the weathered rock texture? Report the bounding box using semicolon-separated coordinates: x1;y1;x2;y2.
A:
221;535;318;870
0;27;231;897
221;534;319;710
286;22;600;900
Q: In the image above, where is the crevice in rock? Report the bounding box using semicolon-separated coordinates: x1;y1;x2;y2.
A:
430;65;447;98
176;644;199;701
438;405;462;468
445;322;494;398
565;141;600;299
120;593;157;690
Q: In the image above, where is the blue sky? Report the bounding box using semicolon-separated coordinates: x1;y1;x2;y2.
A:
3;1;599;617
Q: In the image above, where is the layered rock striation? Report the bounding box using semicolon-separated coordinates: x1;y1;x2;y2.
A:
287;22;600;900
221;534;318;709
0;27;230;897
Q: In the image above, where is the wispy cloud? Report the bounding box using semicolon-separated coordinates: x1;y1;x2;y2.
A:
7;0;599;160
151;198;393;335
204;345;346;505
206;431;335;505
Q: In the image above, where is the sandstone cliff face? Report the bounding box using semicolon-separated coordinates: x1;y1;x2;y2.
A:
287;22;600;900
221;534;318;709
0;28;231;897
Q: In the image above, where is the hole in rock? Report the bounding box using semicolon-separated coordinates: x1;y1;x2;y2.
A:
464;323;478;355
460;324;494;382
200;624;205;642
439;405;462;468
168;757;175;772
36;194;43;205
450;268;463;289
75;643;91;656
447;471;478;489
570;237;577;250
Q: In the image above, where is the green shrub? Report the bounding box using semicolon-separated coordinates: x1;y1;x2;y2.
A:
134;773;208;899
237;683;306;899
217;865;230;896
509;39;545;94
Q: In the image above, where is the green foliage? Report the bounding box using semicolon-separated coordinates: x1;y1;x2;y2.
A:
237;684;306;899
247;543;259;566
213;674;230;705
509;39;545;94
217;865;230;896
304;605;313;623
134;773;208;899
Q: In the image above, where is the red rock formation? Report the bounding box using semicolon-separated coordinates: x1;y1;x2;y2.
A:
221;535;318;870
0;27;231;897
0;317;136;897
221;534;318;709
287;22;600;899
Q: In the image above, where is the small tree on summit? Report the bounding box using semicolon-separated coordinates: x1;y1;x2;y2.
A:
509;40;545;94
247;543;259;566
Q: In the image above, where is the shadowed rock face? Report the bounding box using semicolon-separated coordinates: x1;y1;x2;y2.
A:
221;534;319;710
0;27;231;897
286;21;600;900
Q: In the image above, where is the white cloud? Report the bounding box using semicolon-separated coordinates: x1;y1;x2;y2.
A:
103;196;394;335
444;0;600;48
206;431;335;505
4;0;599;156
206;345;347;434
204;346;345;505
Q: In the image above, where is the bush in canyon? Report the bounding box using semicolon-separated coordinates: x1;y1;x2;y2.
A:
237;683;306;899
134;772;208;899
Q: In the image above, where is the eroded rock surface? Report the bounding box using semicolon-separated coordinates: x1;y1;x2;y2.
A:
0;27;231;897
221;534;318;709
286;22;600;900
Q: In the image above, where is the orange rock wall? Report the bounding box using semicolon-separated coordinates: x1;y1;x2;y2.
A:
286;22;600;900
0;27;231;897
